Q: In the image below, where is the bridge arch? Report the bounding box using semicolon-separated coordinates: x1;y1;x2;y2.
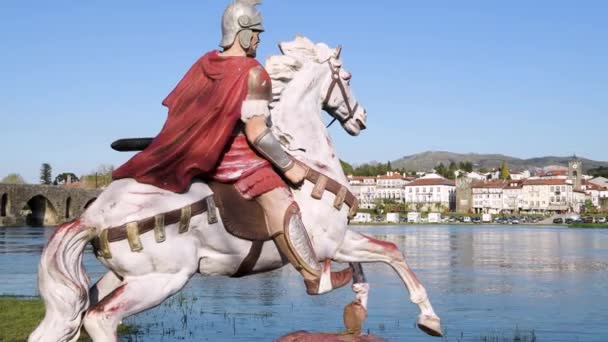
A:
1;193;8;217
22;194;59;227
65;197;72;219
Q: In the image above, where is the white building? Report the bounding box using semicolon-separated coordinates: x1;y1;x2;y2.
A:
472;181;506;214
376;172;408;203
583;181;608;208
509;170;531;180
348;176;377;209
502;180;524;213
459;171;487;181
521;179;583;213
404;174;455;211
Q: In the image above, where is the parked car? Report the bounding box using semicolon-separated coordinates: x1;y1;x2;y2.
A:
553;218;564;224
597;217;607;224
463;216;471;223
583;217;594;223
565;218;574;224
472;217;481;224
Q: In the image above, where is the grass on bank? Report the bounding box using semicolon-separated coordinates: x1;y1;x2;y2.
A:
0;296;137;341
569;223;608;229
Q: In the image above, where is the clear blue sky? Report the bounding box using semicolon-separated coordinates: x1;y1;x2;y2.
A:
1;1;606;183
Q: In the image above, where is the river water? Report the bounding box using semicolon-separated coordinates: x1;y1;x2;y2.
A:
1;225;607;341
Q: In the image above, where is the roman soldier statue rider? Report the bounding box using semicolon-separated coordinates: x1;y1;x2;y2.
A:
112;0;352;295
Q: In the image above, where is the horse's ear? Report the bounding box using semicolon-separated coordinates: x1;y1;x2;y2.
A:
335;45;342;59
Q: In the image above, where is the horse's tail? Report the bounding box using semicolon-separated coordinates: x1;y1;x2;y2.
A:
29;219;96;342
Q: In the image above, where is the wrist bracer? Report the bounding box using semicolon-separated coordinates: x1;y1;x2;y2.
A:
252;128;295;172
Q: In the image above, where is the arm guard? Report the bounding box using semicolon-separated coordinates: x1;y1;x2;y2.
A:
252;128;294;172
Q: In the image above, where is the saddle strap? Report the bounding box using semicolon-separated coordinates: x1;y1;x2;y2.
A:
93;196;214;258
302;164;358;218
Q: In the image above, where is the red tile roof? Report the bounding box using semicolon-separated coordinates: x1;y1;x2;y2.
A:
405;178;455;187
585;182;603;191
538;170;568;177
523;179;569;186
472;181;506;189
377;173;404;180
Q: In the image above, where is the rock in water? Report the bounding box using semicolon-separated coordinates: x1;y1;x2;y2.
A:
275;331;387;342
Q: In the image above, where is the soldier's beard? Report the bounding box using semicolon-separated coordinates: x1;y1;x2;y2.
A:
246;46;257;58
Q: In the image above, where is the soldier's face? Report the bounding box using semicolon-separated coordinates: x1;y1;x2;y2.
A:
246;31;261;58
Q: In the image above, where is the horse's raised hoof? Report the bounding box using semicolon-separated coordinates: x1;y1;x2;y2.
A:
343;301;367;334
416;314;443;337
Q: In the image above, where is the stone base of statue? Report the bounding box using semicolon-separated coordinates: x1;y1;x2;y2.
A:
275;331;387;342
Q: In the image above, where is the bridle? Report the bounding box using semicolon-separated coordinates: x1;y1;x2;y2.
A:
323;46;359;128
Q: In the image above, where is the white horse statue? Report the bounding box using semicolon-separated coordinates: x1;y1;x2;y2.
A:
30;36;442;341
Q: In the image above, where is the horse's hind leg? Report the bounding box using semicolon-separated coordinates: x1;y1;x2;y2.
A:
89;271;123;307
83;271;192;341
334;230;442;337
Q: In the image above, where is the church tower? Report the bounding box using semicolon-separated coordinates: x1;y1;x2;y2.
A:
568;157;582;191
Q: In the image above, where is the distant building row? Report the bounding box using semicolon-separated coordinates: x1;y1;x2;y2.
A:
348;159;608;214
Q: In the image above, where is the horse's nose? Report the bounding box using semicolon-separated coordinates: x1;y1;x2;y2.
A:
356;109;367;130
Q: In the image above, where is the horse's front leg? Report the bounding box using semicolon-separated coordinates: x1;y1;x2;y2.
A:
334;230;443;337
342;262;369;334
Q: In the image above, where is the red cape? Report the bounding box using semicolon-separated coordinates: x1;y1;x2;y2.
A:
112;51;261;193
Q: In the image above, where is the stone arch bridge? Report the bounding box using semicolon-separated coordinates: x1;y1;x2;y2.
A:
0;184;101;227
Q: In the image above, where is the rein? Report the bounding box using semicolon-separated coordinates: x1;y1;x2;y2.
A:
324;60;359;128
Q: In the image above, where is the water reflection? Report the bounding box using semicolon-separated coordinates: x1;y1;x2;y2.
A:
1;225;608;341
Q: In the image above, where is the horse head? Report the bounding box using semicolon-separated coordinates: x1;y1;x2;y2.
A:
269;36;367;138
266;36;367;178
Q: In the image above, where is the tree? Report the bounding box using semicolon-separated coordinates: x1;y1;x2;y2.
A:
54;172;80;185
40;163;52;185
447;161;457;179
435;163;446;177
500;160;511;180
1;173;26;184
589;166;608;178
584;199;596;213
387;161;392;172
81;164;114;188
463;161;473;172
340;159;354;175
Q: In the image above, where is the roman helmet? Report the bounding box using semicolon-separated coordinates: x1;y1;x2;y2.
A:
220;0;264;49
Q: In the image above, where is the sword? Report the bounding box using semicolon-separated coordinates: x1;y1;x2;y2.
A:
111;138;153;152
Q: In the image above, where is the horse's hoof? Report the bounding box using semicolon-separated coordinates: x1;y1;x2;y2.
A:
343;301;367;334
416;314;443;337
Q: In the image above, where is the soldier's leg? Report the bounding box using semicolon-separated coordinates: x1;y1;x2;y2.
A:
256;187;352;295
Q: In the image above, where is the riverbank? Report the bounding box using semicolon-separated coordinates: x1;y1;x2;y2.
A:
0;296;136;341
569;223;608;229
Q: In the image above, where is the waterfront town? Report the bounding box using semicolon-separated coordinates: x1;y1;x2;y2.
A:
348;158;608;223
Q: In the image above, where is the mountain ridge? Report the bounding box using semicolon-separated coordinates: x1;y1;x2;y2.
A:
367;151;608;172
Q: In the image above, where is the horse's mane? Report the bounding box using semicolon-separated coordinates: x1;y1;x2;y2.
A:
265;36;338;107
